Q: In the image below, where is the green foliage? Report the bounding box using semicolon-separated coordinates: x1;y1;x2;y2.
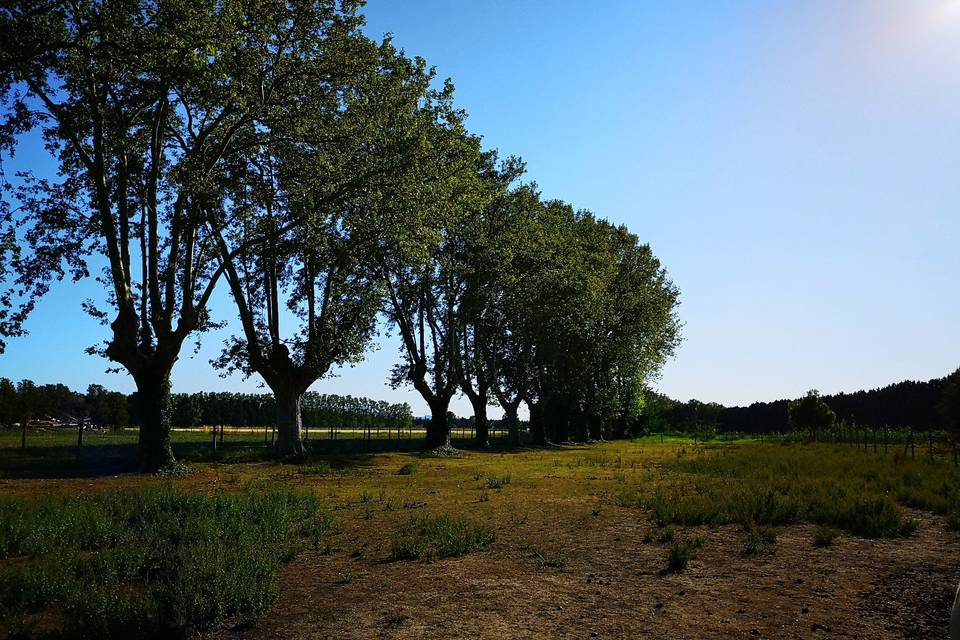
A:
639;444;940;538
741;521;777;555
666;541;698;572
940;368;960;443
788;390;836;440
0;486;327;638
484;474;512;489
390;514;495;561
397;462;420;475
813;525;839;547
531;547;569;569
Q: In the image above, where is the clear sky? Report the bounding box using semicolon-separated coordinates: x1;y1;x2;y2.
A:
1;0;958;416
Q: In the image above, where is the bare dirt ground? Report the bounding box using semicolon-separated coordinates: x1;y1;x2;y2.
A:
187;444;960;640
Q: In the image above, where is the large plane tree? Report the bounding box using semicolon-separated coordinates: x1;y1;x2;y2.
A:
0;0;369;470
208;38;430;456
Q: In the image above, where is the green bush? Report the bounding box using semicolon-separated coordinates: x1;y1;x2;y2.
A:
391;514;495;561
741;521;777;556
640;444;931;539
666;541;697;572
813;525;839;547
485;474;511;490
397;462;419;475
0;485;328;638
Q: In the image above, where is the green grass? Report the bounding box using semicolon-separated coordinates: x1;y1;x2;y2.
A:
390;514;495;561
630;444;949;538
741;521;777;556
396;461;419;475
484;474;512;489
813;525;839;547
0;485;330;639
666;540;698;572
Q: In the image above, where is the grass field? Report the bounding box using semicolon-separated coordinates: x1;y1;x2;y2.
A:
0;437;958;639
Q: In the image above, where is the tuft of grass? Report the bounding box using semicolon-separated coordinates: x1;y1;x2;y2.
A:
397;462;419;476
666;540;697;573
390;514;495;561
298;461;332;475
656;526;675;544
638;444;930;539
813;525;840;547
741;521;777;556
0;485;326;637
531;547;568;569
947;511;960;532
485;474;512;490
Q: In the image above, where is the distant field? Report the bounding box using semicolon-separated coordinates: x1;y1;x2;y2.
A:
0;424;514;450
1;439;958;639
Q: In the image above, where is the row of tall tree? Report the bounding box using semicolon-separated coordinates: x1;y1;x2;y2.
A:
0;1;681;469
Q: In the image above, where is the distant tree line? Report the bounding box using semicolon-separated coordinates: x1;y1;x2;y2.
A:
638;374;955;436
0;379;412;434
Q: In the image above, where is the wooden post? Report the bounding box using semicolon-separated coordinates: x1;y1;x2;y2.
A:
213;424;219;452
77;418;84;448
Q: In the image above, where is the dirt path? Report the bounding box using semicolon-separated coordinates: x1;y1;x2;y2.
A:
210;494;958;639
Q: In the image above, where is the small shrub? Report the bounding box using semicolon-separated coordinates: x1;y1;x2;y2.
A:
298;462;332;475
813;525;839;547
741;521;777;556
485;474;511;490
656;526;675;544
0;486;324;637
531;547;568;569
947;511;960;532
666;541;697;572
390;514;495;561
397;462;419;476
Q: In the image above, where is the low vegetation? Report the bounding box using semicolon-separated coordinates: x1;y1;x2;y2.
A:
1;438;957;637
629;444;956;537
0;486;329;639
390;514;495;561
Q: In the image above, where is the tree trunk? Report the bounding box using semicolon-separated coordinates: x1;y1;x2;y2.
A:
503;403;521;448
472;397;490;449
573;408;589;442
588;414;604;441
134;369;177;472
273;386;306;458
425;401;452;450
528;400;546;446
20;415;26;449
551;397;570;443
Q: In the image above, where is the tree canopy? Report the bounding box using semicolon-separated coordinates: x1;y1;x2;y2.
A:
1;0;683;460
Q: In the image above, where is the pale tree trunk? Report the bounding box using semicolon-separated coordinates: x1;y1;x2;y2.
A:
273;385;306;457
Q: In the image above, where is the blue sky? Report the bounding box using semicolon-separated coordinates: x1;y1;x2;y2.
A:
1;0;959;416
